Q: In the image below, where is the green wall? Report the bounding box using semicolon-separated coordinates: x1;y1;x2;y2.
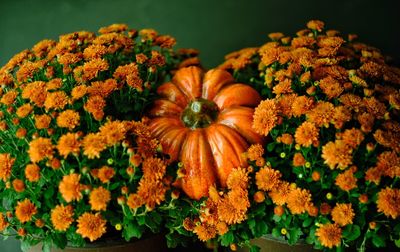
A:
0;0;399;251
0;0;399;69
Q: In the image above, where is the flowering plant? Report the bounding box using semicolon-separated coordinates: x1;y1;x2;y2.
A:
186;20;399;251
0;24;197;251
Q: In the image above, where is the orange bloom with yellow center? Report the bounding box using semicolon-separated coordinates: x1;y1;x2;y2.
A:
76;212;107;242
56;110;80;130
28;137;54;163
331;203;355;226
25;164;41;182
44;91;69;111
306;101;335;127
335;169;357;191
321;140;353;169
50;205;74;231
98;120;127;146
286;188;312;214
59;174;83;202
82;133;106;159
294;121;319;147
16;104;33;118
0;153;15;182
316;223;342;248
89;187;111;211
0;213;8;231
34;114;52;129
252;99;282;136
57;133;81;158
255;166;282;191
15;199;37;223
377;187;400;219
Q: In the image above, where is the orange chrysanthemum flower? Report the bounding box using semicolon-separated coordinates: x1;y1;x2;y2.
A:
252;99;282;136
376;151;400;178
28;137;54;163
141;157;166;181
71;85;88;100
44;91;69;111
226;167;248;190
0;213;8;231
12;179;25;193
377;187;400;219
277;133;294;145
193;223;217;242
76;212;107;242
84;95;106;121
321;140;353;169
137;180;167;209
294;121;319;147
268;181;291;205
15;199;37;223
365;167;383;185
319;76;343;99
21;81;47;107
255;166;282;191
0;153;15;182
127;193;143;210
89;187;111;211
16;104;33;118
306;101;335;127
286;188;312;214
98;120;127;146
88;79;117;98
316;223;342;248
50;205;74;231
97;166;115;183
82;133;106;159
56;110;80;130
332;106;352;129
246;144;264;161
217;189;249;225
331;203;355;226
57;133;81;158
46;78;62;90
34;114;52;129
59;174;83;202
340;128;364;149
25;164;40;182
82;58;109;81
0;90;18;105
293;152;306;166
335;169;357;191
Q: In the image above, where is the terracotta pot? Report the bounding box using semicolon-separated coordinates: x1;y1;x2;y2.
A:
237;235;316;252
29;234;167;252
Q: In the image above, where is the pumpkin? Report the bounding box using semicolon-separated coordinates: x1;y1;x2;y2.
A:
148;66;264;199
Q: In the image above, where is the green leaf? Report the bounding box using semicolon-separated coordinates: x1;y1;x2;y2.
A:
249;244;261;252
395;239;400;248
123;222;142;240
302;217;313;228
371;234;386;248
343;225;361;242
288;228;302;245
272;227;281;238
220;231;234;246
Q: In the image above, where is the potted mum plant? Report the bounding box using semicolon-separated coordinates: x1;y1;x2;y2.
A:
170;20;399;251
0;23;199;251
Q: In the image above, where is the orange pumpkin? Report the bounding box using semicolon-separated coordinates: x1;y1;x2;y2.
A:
149;66;263;199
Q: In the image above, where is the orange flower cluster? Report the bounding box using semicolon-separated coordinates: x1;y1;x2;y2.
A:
189;167;250;241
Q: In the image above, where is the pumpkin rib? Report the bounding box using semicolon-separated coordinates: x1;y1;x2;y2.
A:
213;83;262;110
148;99;183;117
205;124;248;187
172;66;203;101
180;129;217;200
217;106;264;144
201;68;234;100
158;127;189;161
148;117;184;139
156;81;188;108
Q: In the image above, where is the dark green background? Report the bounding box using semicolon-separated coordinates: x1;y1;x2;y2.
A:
0;0;399;251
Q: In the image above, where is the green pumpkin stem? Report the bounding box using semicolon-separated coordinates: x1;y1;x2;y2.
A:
181;98;219;129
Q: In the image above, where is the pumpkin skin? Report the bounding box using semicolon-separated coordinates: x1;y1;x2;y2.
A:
149;66;263;199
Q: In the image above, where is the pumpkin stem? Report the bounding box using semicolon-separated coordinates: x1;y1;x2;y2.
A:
181;98;218;129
